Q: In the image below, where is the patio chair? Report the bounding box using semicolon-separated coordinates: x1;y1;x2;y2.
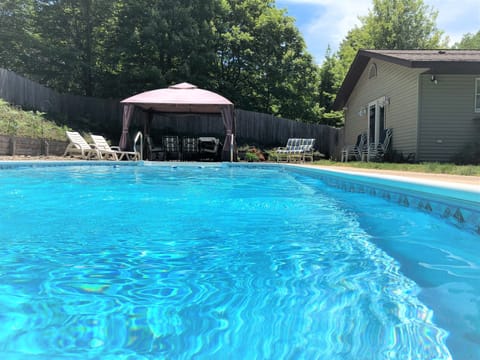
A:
163;135;181;160
300;138;316;162
63;131;101;160
341;132;367;162
90;134;140;161
182;137;199;161
363;128;392;162
198;137;220;160
286;138;316;162
146;136;164;161
276;138;301;162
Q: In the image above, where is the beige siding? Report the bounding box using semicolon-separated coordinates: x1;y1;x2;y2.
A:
418;74;480;162
344;59;425;158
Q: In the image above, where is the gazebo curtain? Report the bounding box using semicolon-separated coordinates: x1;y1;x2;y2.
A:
119;104;134;150
221;105;237;161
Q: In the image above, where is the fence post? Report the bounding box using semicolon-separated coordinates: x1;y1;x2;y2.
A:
9;136;16;156
42;140;49;156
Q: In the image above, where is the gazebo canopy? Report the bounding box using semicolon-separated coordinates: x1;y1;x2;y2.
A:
120;82;233;113
119;82;236;161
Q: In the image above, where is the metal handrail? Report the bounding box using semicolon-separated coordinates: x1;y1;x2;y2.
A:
133;131;143;160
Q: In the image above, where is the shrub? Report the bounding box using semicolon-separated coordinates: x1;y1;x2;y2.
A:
245;151;259;162
451;141;480;165
0;100;70;140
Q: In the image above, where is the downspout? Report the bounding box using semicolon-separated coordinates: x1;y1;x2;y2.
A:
416;73;422;162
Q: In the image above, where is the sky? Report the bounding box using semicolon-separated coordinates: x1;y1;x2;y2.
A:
276;0;480;64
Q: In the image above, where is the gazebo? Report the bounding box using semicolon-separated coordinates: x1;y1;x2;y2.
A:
119;82;237;161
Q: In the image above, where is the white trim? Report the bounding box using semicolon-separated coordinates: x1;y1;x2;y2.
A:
367;96;387;146
475;78;480;113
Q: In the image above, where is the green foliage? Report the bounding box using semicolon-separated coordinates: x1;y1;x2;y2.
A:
24;0;117;96
453;31;480;49
0;99;69;140
214;0;321;122
318;46;344;126
361;0;446;50
451;141;480;165
245;151;259;162
321;111;344;127
98;0;220;97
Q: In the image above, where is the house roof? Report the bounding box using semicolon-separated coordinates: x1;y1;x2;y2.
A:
333;49;480;110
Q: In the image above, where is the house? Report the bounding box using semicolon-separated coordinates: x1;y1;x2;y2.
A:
333;49;480;162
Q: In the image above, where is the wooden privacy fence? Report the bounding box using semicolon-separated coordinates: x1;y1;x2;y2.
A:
145;110;341;157
0;68;342;158
0;68;121;139
236;110;341;157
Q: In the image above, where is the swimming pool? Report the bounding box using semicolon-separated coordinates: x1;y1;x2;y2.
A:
0;163;478;359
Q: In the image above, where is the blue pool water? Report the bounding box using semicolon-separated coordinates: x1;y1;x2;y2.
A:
0;164;478;359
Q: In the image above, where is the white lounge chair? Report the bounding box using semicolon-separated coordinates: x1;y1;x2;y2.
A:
90;134;140;161
63;131;101;160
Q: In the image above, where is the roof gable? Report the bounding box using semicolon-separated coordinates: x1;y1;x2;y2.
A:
333;49;480;110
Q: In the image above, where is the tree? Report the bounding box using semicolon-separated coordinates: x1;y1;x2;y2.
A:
318;47;343;126
96;0;220;98
0;0;36;73
362;0;446;50
26;0;117;96
453;31;480;49
0;0;321;123
214;0;321;122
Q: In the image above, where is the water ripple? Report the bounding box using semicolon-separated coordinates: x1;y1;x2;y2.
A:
0;166;458;359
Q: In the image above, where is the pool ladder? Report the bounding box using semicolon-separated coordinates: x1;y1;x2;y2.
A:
133;131;143;160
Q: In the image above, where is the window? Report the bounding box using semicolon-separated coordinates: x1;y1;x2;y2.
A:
476;78;480;112
368;63;377;79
